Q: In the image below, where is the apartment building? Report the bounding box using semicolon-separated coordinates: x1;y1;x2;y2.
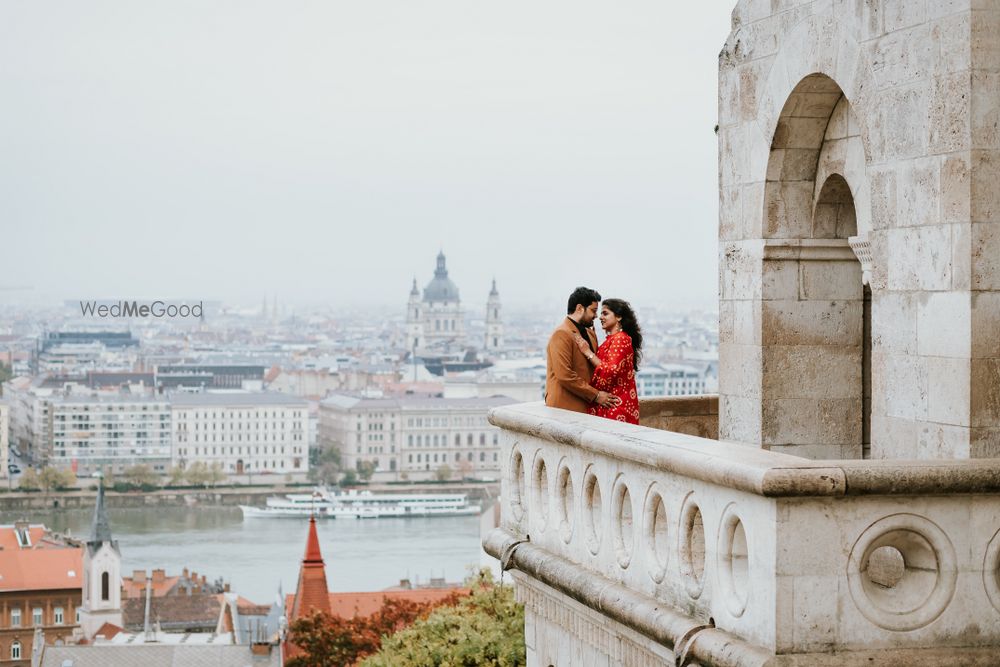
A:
171;392;308;475
319;393;515;482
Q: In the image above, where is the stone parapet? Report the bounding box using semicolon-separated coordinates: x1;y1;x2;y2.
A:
639;394;719;439
489;402;1000;664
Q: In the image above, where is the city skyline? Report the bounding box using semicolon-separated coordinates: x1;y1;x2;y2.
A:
0;1;731;310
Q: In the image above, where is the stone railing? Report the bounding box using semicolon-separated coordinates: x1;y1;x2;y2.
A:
483;402;1000;666
639;394;718;439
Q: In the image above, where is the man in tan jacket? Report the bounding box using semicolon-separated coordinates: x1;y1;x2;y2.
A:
545;287;621;413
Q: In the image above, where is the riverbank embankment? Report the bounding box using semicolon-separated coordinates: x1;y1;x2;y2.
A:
0;482;500;512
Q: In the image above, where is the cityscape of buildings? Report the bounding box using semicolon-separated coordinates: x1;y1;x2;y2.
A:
0;252;718;485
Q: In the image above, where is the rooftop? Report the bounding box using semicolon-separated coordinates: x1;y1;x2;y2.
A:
39;642;279;667
285;588;467;620
321;393;517;411
0;524;82;592
169;392;308;407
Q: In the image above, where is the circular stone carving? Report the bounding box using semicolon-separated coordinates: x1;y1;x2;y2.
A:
847;514;957;631
643;484;669;583
983;528;1000;613
678;493;706;599
717;503;749;618
531;454;549;532
583;466;603;555
611;475;634;569
509;447;525;523
556;460;575;544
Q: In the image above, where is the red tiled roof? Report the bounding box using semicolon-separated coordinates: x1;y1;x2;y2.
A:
94;622;123;640
121;575;180;598
284;589;468;620
0;526;82;591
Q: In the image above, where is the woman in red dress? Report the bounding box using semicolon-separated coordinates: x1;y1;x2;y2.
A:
573;298;643;424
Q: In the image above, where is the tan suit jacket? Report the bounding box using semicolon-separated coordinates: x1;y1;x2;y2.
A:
545;317;600;413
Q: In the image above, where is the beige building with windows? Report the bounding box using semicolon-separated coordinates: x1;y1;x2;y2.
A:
319;393;515;481
170;392;308;475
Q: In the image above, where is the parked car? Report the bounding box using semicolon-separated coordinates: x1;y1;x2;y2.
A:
7;464;20;474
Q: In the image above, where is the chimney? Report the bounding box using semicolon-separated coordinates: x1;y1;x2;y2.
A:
133;570;146;584
201;575;207;587
250;643;272;656
224;582;230;593
152;569;166;584
182;567;189;579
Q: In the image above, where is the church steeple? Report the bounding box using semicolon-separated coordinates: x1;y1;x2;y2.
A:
485;278;503;352
79;476;123;639
290;516;331;620
89;479;114;550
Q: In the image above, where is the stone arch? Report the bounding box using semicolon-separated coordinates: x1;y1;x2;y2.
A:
754;13;878;167
814;174;857;239
756;72;867;460
763;74;849;239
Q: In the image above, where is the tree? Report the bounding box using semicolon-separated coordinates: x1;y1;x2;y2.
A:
356;460;376;483
18;468;40;491
307;446;342;486
184;462;213;487
122;464;158;489
285;590;465;667
361;570;524;667
39;466;76;492
339;469;358;487
434;464;453;482
208;462;225;486
0;362;12;386
167;466;187;486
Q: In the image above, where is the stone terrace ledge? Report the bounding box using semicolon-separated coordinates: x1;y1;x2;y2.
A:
484;402;1000;667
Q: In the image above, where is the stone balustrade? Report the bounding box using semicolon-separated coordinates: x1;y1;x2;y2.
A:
484;402;1000;666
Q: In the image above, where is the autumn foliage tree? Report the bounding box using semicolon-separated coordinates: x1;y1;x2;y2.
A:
361;571;524;667
285;590;465;667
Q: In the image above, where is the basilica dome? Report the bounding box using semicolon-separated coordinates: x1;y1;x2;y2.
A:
423;251;460;303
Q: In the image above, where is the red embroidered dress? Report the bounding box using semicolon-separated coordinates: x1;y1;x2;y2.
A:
588;331;640;424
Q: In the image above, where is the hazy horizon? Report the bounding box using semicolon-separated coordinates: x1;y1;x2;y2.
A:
1;1;733;311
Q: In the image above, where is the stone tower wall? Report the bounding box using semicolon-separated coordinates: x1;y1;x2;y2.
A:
718;0;1000;460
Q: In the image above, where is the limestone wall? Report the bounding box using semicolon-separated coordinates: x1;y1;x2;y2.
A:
719;0;1000;460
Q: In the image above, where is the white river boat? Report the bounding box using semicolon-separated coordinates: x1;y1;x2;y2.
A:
239;488;481;519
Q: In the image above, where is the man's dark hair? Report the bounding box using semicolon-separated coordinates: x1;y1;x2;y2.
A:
566;287;601;315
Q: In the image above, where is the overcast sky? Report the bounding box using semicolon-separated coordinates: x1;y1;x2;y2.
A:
0;1;734;311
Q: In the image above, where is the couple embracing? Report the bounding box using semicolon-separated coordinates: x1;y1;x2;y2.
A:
544;286;643;425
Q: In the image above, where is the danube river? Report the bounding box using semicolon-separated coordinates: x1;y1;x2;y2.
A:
0;506;484;604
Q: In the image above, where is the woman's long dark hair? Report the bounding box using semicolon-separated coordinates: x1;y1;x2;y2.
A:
602;298;643;370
